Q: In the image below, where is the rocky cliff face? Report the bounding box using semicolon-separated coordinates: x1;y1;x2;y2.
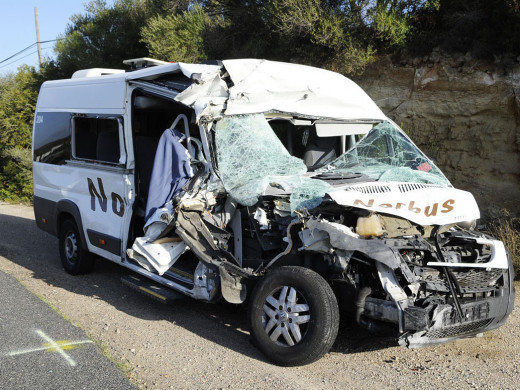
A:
355;53;520;219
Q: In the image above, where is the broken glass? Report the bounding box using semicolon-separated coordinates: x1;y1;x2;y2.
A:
289;177;332;213
215;114;306;205
215;114;331;212
326;122;450;186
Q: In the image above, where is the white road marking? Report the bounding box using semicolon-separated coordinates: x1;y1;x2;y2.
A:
7;329;93;367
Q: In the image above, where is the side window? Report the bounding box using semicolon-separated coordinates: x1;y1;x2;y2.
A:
73;116;124;164
33;112;71;165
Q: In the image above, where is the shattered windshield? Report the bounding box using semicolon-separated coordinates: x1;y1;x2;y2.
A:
327;122;451;186
215;114;332;212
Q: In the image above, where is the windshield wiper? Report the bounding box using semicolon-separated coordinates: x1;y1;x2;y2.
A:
313;171;374;184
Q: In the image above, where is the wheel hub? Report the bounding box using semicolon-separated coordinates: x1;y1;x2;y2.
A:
278;310;289;322
262;286;310;347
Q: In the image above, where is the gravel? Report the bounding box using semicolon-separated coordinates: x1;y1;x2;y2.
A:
0;202;518;390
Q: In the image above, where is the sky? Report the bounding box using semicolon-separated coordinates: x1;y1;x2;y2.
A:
0;0;113;75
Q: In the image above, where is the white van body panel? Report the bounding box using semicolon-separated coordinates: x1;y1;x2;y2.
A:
37;75;126;113
33;162;132;261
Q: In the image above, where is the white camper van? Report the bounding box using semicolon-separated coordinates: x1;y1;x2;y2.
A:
33;58;515;366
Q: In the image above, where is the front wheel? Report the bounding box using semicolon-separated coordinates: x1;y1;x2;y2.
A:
59;219;95;275
249;266;339;366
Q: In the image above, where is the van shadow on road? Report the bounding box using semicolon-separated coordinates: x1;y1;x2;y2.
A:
0;211;396;362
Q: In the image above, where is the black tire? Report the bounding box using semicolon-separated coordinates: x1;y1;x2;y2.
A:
249;266;339;366
59;219;95;275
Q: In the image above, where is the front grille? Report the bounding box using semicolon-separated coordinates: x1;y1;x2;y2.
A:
454;269;504;289
423;267;504;293
346;184;391;194
425;319;493;339
398;183;442;192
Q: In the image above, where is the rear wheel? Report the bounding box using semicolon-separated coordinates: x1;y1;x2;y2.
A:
249;266;339;366
59;219;95;275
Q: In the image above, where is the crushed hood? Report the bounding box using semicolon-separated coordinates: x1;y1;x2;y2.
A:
222;59;386;120
327;182;480;225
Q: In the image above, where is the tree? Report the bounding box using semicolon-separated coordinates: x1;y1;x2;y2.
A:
248;0;424;74
0;66;41;150
0;66;42;202
54;0;189;77
141;4;212;62
200;0;274;60
408;0;520;57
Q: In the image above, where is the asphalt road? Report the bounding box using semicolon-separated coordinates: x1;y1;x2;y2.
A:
0;269;137;390
1;202;519;390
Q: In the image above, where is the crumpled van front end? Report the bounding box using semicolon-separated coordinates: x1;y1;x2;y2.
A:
210;111;515;353
298;196;515;348
295;120;515;347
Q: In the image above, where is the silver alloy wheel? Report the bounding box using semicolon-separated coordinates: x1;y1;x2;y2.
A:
64;232;78;263
262;285;310;347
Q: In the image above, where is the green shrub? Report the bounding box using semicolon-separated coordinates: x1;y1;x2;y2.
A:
0;147;33;203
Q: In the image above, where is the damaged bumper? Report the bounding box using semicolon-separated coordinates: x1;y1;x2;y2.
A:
303;216;515;348
398;291;514;347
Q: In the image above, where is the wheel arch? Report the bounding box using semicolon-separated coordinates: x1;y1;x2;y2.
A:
56;200;88;250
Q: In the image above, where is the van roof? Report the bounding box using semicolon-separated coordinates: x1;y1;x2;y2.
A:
72;68;125;78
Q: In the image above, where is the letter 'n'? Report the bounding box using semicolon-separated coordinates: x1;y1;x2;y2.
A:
88;178;108;212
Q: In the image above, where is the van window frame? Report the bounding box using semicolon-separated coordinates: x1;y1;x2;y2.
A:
71;114;127;167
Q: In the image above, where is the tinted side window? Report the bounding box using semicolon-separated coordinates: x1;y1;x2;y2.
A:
73;117;122;164
33;112;71;164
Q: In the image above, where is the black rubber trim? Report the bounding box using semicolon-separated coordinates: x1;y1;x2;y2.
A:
33;196;58;236
87;229;121;255
34;197;90;251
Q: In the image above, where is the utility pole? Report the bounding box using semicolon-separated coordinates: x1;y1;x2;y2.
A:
34;7;42;68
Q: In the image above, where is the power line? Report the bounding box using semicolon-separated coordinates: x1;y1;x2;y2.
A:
0;44;55;71
0;50;39;70
0;39;60;66
0;43;37;65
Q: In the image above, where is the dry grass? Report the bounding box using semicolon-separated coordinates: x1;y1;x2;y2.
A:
486;210;520;279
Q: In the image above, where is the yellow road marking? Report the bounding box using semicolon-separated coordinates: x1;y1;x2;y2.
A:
43;340;91;351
